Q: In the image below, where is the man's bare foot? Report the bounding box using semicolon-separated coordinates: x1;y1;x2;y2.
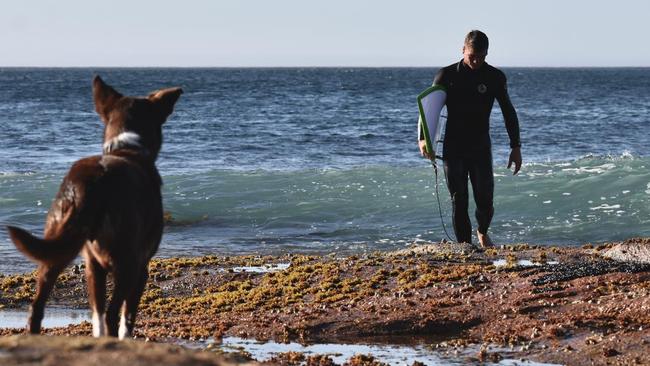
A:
477;230;494;248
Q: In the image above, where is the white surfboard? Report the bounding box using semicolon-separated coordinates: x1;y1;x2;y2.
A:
417;85;447;159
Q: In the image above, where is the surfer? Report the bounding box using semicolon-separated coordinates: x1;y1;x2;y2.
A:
419;30;522;247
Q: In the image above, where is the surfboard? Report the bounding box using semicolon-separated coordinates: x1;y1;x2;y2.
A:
417;85;447;159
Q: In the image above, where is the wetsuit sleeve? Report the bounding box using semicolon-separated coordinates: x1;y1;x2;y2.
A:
419;68;448;141
432;68;448;87
495;72;521;148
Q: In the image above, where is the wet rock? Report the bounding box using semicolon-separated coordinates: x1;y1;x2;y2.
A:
3;242;650;365
603;348;621;357
270;351;306;365
602;239;650;264
477;344;502;363
390;241;478;257
306;354;336;366
531;258;650;285
343;354;387;366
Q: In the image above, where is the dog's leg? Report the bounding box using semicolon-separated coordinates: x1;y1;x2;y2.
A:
118;305;129;340
84;254;107;337
28;263;65;334
119;269;148;340
106;272;130;337
92;312;106;338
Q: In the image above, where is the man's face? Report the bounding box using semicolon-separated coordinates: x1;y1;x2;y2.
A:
463;46;487;70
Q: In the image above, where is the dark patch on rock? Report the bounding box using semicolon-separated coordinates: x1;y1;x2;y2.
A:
532;258;650;285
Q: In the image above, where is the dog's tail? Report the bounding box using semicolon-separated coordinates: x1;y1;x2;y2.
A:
6;226;85;266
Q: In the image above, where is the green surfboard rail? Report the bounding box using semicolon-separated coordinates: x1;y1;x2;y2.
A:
417;84;447;157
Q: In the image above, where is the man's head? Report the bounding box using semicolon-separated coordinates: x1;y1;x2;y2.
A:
462;30;489;70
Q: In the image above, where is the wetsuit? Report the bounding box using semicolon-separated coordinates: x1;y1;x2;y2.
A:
421;60;520;243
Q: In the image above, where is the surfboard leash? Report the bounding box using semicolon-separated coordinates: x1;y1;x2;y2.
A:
431;159;455;243
430;113;454;243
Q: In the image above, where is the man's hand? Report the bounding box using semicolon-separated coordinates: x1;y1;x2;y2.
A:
507;147;522;175
419;140;433;160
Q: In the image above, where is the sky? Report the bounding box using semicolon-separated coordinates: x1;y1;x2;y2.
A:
1;0;649;67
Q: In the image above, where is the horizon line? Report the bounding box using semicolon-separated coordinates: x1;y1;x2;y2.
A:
1;65;650;69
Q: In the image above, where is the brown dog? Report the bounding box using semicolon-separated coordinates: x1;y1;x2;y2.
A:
7;76;182;338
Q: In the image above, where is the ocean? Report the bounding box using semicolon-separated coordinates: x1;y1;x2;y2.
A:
1;67;649;273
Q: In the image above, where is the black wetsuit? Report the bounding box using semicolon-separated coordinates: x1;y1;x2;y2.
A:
422;60;520;243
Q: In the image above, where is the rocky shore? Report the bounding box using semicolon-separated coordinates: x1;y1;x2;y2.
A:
0;335;257;366
2;238;650;365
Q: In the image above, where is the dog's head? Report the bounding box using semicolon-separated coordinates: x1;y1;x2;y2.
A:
93;76;182;160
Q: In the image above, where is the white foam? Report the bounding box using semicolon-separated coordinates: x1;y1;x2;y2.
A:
561;163;616;175
590;204;621;211
228;263;290;273
493;259;559;267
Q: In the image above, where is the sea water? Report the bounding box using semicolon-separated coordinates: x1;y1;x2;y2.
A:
1;68;649;273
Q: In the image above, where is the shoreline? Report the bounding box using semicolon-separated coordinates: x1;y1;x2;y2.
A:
1;238;650;365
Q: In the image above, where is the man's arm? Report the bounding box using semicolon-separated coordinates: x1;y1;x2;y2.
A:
495;72;522;175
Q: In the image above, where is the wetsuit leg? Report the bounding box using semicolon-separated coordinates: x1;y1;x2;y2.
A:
468;151;494;234
443;157;472;243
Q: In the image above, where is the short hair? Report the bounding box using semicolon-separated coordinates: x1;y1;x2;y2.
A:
464;30;489;53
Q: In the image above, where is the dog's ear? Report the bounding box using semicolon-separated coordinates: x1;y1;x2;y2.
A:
148;87;183;122
93;76;123;124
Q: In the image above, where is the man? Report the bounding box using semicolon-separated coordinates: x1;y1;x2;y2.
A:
419;30;522;247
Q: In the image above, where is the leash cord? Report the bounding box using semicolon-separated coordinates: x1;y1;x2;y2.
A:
432;160;454;242
429;113;454;242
